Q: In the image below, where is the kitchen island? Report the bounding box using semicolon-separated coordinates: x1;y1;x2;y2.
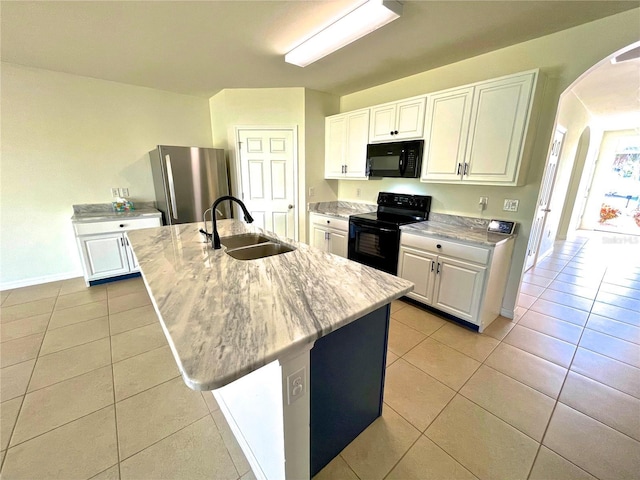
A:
126;220;413;479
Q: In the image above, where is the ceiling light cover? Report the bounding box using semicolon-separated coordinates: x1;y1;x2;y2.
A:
285;0;403;67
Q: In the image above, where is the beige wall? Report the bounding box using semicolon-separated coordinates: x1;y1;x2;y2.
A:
0;63;213;288
337;9;639;314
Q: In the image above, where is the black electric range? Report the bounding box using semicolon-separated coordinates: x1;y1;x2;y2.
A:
348;192;431;274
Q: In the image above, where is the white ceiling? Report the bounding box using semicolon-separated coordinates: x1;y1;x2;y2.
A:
1;0;639;116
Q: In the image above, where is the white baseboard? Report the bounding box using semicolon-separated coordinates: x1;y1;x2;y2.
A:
500;307;514;319
1;270;83;291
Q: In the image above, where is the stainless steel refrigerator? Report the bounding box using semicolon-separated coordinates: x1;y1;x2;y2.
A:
149;145;231;225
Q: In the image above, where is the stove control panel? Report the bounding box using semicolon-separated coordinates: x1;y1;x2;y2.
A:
378;192;431;213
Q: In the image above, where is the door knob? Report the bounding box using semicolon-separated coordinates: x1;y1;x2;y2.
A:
288;204;294;210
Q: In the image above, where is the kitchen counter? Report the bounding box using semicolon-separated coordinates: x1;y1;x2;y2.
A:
127;220;412;391
402;218;516;246
307;200;376;219
71;202;161;222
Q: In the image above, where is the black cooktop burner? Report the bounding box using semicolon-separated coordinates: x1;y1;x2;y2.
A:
350;192;432;228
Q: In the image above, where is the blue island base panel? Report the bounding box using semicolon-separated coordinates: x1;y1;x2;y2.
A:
310;305;390;476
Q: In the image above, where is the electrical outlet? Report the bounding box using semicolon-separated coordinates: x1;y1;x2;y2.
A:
111;188;119;197
356;188;361;198
287;367;306;405
503;199;519;212
308;187;315;197
479;196;488;211
120;187;129;197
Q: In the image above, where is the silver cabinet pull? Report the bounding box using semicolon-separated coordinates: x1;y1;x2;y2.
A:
431;261;435;272
463;163;469;176
436;262;441;274
165;155;179;220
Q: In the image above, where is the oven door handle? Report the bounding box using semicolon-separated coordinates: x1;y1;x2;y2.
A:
353;223;396;234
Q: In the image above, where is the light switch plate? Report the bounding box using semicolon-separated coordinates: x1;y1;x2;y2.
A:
120;188;129;197
503;199;519;212
111;188;119;197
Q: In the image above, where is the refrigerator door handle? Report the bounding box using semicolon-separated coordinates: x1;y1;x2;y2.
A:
165;155;179;220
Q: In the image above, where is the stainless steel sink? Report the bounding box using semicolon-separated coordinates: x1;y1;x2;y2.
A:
226;242;296;260
220;233;272;249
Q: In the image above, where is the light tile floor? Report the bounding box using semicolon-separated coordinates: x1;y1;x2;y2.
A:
1;231;639;479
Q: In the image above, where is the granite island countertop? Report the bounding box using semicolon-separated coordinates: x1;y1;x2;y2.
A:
401;220;516;247
127;220;413;391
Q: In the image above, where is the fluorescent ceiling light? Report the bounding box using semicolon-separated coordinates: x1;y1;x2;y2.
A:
285;0;403;67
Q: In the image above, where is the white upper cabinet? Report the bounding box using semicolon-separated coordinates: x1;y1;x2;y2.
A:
325;109;370;180
421;86;474;181
368;96;426;143
421;70;537;186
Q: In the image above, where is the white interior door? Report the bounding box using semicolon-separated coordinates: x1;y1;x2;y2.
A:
238;129;297;240
525;127;566;270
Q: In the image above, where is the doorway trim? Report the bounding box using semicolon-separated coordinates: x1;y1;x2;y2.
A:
232;125;300;241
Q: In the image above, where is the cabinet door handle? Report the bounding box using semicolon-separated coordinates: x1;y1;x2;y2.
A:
436;262;441;274
119;224;125;228
344;165;347;174
165;155;179;220
325;232;329;241
431;261;435;272
120;237;124;247
463;163;469;176
457;163;462;175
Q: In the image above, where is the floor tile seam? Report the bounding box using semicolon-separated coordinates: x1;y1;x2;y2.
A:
108;319;157;338
518;312;587;339
88;463;119;480
494;332;576;371
576;336;640;369
208;411;247;478
0;307;56;326
44;314;109;334
336;454;362;480
111;343;171;369
589;308;640;325
538;293;596;311
107;324;122;480
52;296;109;313
1;292;60;309
390;355;457;400
544;284;598;301
25;360;113;396
477;347;566;400
456;389;547;444
0;323;50;344
593;295;640;312
477;363;558;403
107;302;153;318
419;392;538;480
46;312;110;333
35;335;111;362
114;372;182;404
567;359;640;401
507;322;582;348
584;321;640;342
4;403;116;455
553;399;640;446
117;410;211;463
421;332;489;365
378;430;423;480
3;306;58;459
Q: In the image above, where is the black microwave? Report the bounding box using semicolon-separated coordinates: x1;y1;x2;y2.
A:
366;140;424;178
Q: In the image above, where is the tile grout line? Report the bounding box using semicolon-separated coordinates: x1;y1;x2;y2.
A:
524;235;611;480
1;288;60;473
107;296;123;480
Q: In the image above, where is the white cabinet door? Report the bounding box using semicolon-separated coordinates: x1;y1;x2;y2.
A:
80;233;130;279
344;110;369;178
311;225;329;252
421;87;473;182
398;246;437;305
432;256;485;323
327;229;348;258
395;97;426;140
464;72;535;184
369;96;426;142
325;115;346;179
325;110;369;179
368;104;396;143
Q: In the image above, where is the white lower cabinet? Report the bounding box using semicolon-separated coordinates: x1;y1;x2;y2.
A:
309;213;349;258
398;232;514;331
74;215;161;284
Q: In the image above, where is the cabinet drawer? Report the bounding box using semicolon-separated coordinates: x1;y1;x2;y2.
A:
400;233;490;265
74;217;161;236
309;213;348;233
